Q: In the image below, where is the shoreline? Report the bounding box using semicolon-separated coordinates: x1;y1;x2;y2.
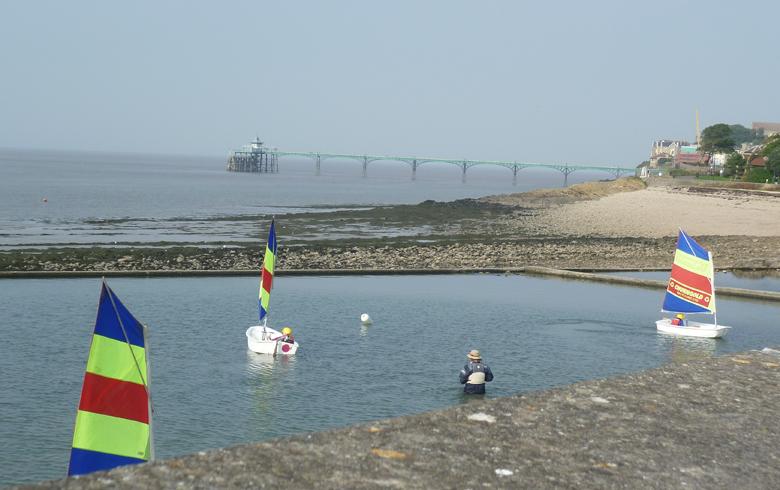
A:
3;178;780;275
3;236;779;275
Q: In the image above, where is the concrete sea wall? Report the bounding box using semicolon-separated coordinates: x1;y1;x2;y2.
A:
18;349;780;489
3;267;779;303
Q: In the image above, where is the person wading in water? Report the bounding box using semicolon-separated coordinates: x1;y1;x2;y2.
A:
459;349;494;394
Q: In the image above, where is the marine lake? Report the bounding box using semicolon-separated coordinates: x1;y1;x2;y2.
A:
2;273;780;486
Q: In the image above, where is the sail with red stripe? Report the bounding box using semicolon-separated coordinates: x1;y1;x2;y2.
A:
68;282;152;476
258;220;277;323
662;230;716;314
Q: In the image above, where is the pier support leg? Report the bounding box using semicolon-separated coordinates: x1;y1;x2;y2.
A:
562;167;575;187
315;154;321;176
362;156;368;178
461;162;467;183
512;164;518;186
412;159;417;181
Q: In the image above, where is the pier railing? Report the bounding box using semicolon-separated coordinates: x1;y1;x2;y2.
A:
226;140;636;185
270;150;634;185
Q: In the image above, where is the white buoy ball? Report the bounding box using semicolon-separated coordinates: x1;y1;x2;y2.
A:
360;313;372;325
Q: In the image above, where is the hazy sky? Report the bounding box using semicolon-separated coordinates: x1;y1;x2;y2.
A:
1;0;778;165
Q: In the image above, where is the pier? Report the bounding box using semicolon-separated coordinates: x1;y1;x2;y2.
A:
225;139;635;185
225;137;278;173
273;150;634;186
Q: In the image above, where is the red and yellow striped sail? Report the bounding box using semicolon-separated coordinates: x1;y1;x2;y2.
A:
662;230;716;314
68;282;151;476
258;220;277;322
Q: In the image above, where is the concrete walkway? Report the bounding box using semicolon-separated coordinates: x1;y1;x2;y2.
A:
3;266;779;303
19;349;780;489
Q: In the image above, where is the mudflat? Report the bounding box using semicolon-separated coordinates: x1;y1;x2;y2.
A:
2;178;780;273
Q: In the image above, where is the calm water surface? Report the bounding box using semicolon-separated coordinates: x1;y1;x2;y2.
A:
608;270;780;292
1;274;779;486
0;150;609;246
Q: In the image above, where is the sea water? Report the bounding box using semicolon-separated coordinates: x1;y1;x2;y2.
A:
0;149;610;246
1;274;779;486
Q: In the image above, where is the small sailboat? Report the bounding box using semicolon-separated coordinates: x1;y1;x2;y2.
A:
68;281;153;476
656;229;731;339
246;220;299;356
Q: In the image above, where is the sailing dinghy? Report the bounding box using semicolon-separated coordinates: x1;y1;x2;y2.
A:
246;220;299;356
68;281;153;476
656;230;731;339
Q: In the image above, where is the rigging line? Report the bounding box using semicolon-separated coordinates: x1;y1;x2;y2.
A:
105;281;150;393
679;229;704;260
142;320;155;462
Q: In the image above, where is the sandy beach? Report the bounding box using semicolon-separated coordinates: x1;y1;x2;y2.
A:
537;183;780;238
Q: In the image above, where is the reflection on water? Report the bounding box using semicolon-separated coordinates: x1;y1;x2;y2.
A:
606;270;780;292
459;392;488;404
731;269;780;279
656;335;718;363
246;352;297;424
246;350;299;377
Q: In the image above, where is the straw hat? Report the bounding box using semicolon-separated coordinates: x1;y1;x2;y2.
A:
467;349;481;360
676;313;685;319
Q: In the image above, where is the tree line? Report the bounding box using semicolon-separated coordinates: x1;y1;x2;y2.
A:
700;123;780;182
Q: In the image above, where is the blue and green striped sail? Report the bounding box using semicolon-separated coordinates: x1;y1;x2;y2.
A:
68;282;152;476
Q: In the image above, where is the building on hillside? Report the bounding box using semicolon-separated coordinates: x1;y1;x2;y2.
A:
738;143;765;163
674;152;706;166
674;144;706;166
710;153;729;167
752;122;780;138
748;155;768;169
649;140;689;167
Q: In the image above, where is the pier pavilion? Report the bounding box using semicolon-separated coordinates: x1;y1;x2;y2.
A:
226;137;278;173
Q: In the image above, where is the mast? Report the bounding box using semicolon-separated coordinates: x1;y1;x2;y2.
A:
143;323;154;461
709;251;717;327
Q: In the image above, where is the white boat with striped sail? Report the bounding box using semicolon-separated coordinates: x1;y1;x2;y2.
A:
656;230;731;339
68;281;153;476
245;220;299;356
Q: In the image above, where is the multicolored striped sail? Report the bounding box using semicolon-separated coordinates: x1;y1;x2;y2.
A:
68;282;152;476
258;220;278;323
662;229;716;315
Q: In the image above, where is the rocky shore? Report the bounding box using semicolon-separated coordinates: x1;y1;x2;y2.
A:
3;178;780;274
3;236;780;274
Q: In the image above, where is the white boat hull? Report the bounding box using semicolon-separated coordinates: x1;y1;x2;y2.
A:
656;318;731;339
246;326;299;356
